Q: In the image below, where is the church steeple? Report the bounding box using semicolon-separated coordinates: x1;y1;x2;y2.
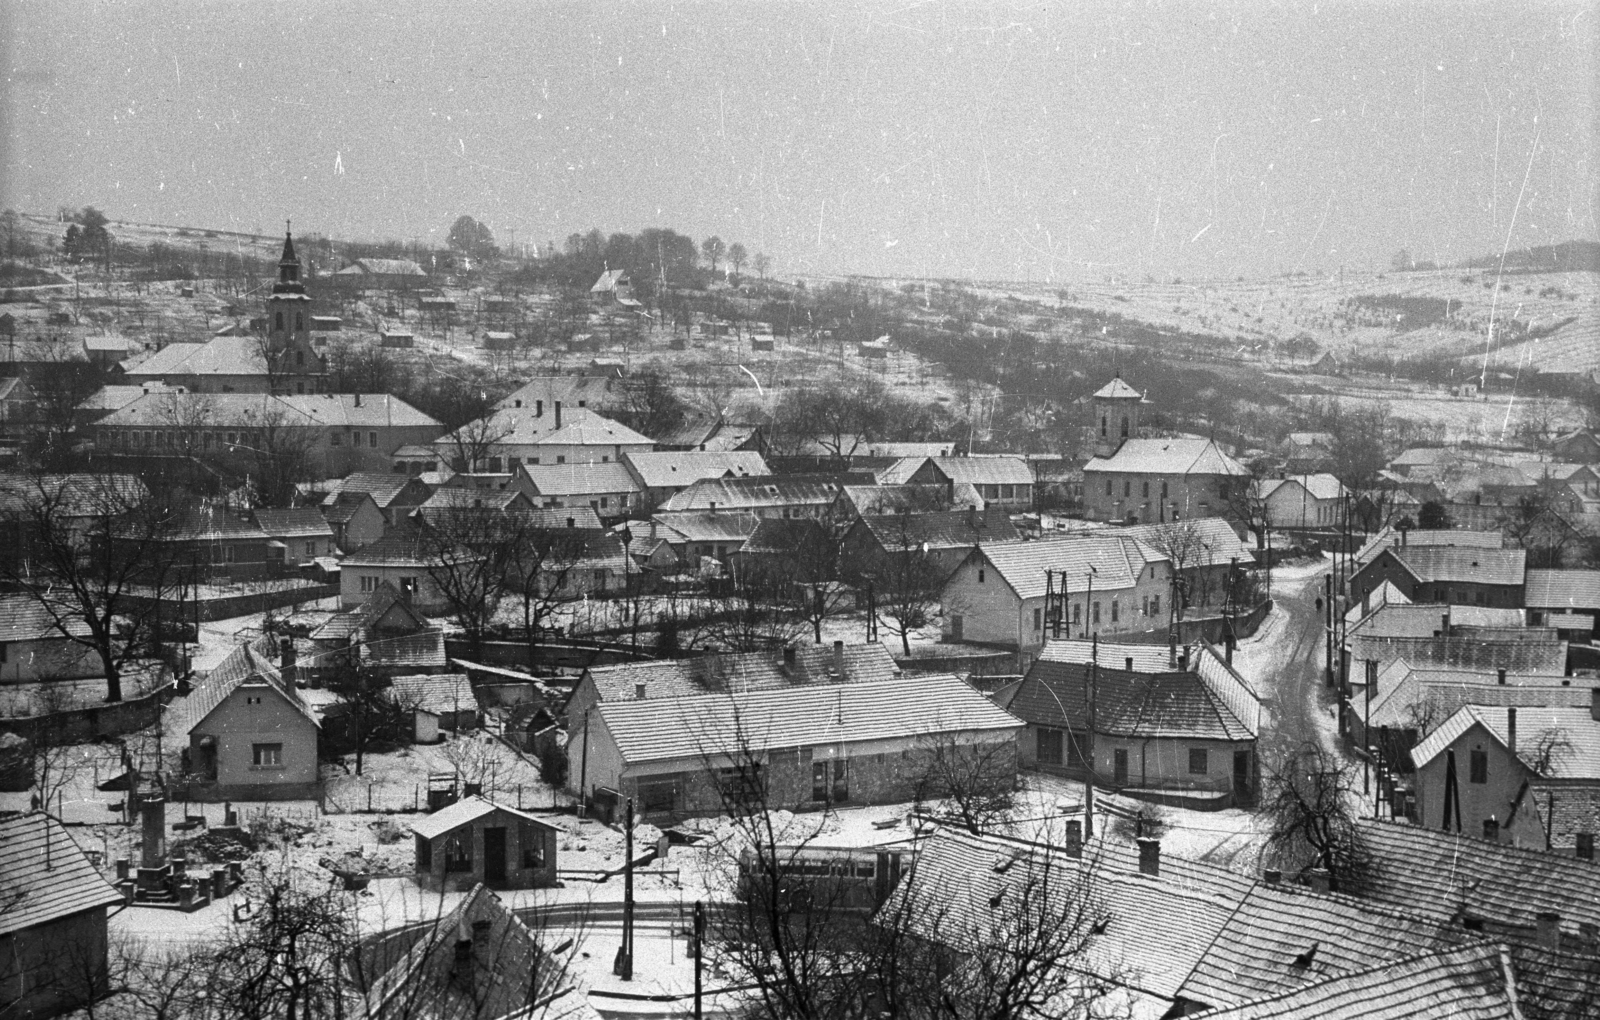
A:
265;222;314;363
273;224;305;294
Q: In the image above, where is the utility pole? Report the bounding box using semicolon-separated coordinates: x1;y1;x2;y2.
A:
614;796;635;979
1324;573;1334;688
1364;658;1376;799
1085;635;1098;838
693;900;705;1019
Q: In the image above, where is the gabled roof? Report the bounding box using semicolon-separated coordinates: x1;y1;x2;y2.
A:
177;636;319;733
417;487;530;512
166;504;268;542
1085;437;1250;477
339;529;473;569
1257;473;1348;502
123;336;271;379
311;581;430;642
0;594;92;642
1385;545;1527;587
1411;704;1600;778
278;394;439;429
321;489;380;525
919;456;1035;486
494;375;620;413
623;450;770;489
0;472;150;517
583;643;902;703
437;405;652;450
969;535;1166;600
1183;943;1519;1020
1369;663;1584;729
1179;883;1455;1010
595;673;1019;766
1524;569;1600;609
590;269;630;293
853;507;1021;552
0;813;124;936
323;472;433;509
738;517;831;557
387;673;476;716
407;795;558;840
1092;376;1145;400
838;483;984;515
1356;817;1600;936
658;474;842;512
336;257;426;276
649;510;762;544
1038;638;1182;673
253;507;333;539
515;461;640;497
1355;526;1506;567
1108;517;1256;568
1010;657;1256;741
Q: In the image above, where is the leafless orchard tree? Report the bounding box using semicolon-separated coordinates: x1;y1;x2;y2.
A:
1261;742;1373;892
910;733;1019;835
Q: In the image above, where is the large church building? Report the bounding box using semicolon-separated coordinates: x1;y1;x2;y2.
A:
1080;375;1250;524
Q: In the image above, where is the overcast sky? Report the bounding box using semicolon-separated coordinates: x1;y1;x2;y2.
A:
3;1;1594;281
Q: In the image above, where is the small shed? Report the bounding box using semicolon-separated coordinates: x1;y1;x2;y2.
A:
409;795;560;891
481;331;516;351
387;673;479;742
380;330;414;349
310;316;342;333
751;336;775;352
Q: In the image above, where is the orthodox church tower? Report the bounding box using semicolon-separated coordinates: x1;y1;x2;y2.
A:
1091;373;1146;458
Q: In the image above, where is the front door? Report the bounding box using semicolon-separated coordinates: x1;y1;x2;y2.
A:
1233;751;1251;798
950;615;963;641
1113;749;1128;787
483;827;507;884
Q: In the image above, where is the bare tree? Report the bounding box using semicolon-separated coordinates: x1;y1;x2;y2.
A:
415;512;518;661
856;512;951;656
324;647;398;777
440;412;513;475
1262;743;1373;892
910;733;1019;835
1520;726;1576;777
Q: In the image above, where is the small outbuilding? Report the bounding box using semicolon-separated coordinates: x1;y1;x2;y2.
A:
408;795;560;891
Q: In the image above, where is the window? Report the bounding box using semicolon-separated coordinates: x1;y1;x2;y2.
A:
1188;749;1209;775
1092;602;1101;624
488;457;503;473
1072;603;1081;624
1105;479;1113;496
599;497;609;509
592;569;607;586
0;643;7;664
530;457;540;465
295;313;303;331
275;312;284;331
305;541;316;556
1002;484;1014;499
1152;594;1160;616
1120;415;1129;438
1142;596;1149;616
1469;748;1488;784
1161;481;1169;499
369;431;378;448
719;764;765;806
639;778;677;814
399;576;417;595
620;494;629;507
1123;480;1131;498
296;350;305;366
519;823;544;868
360;575;376;593
1142;481;1150;498
1100;414;1108;437
978;568;986;583
416;836;432;870
252;743;283;767
556;455;566;464
1033;607;1042;631
508;457;521;471
1110;599;1119;623
812;759;849;802
602;455;610;463
1037;728;1064;766
445;834;472;872
246;695;261;705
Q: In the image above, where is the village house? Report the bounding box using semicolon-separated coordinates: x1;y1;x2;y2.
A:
307;582;447;677
1007;639;1261;807
0;595;100;683
941;535;1172;659
1255;473;1348;529
1352;525;1506;571
495;374;624;416
0;813;125;1020
386;673;479;743
389;444;441;476
1279;431;1335;474
177;637;320;800
657;473;845;519
330;257;428;289
833;482;985;521
622;450;771;509
1524;568;1600;641
253;507;338;568
901;456;1036;510
655;417;765;454
406;797;560;892
589;268;638;307
434;404;652;474
642;510;762;569
570;672;1021;821
509;461;642;519
321;490;387;552
338;531;478;614
1554;427;1600;463
1080;375;1250;524
842;506;1022;583
322;472;435;526
1103;517;1258;611
1349;545;1527;610
152;504;274;582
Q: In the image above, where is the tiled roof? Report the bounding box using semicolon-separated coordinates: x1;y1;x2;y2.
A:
659;474;843;512
494;375;620;413
321;489;379;524
338;257;426;276
838;483;984;515
595;673;1019;766
254;507;333;539
166;504;268;542
516;461;640;497
311;581;428;642
0;472;150;517
324;473;430;508
407;795;557;840
417;487;529;512
76;384;164;413
340;530;470;568
387;673;477;716
278;394;440;429
1184;943;1518;1020
0;813;123;936
0;594;92;641
853;507;1021;551
1180;883;1454;1010
739;517;832;556
1370;666;1586;730
1525;569;1600;609
1347;603;1455;640
1505;943;1600;1020
177;636;319;733
923;456;1035;486
1258;473;1347;502
1038;638;1183;673
973;535;1165;600
1085;437;1250;477
1412;704;1600;778
1009;658;1256;741
649;510;762;544
585;643;901;702
1388;546;1527;587
1355;817;1600;935
123;336;269;378
1108;517;1256;568
623;450;769;489
1525;782;1600;851
1092;376;1145;399
364;883;569;1020
1356;527;1508;569
438;406;651;450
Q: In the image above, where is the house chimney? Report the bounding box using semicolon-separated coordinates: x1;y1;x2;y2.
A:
1064;820;1083;858
354;393;362;407
1263;869;1282;886
1483;816;1500;842
1507;707;1517;755
635;683;646;700
452;938;473;979
833;640;845;679
1578;833;1595;860
1537;911;1562;951
1179;648;1190;671
1497;668;1507;686
554;401;562;428
1306;868;1331;893
1225;633;1235;666
1124;656;1134;672
536;399;544;417
1136;837;1160;877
